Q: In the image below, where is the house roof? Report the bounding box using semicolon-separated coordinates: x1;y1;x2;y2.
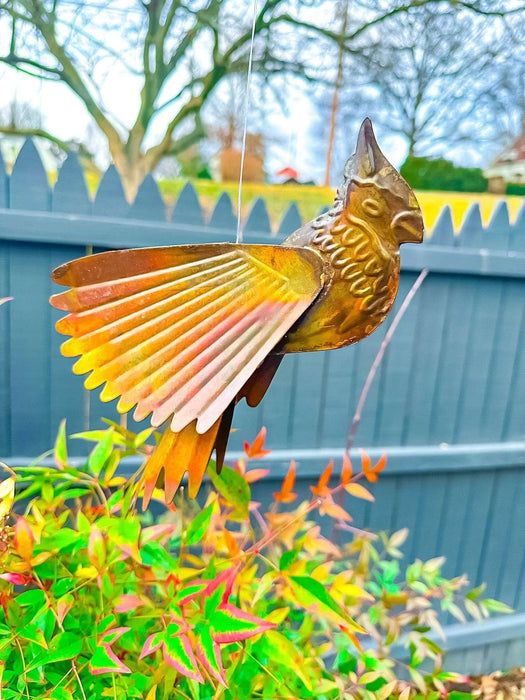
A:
276;166;299;180
493;127;525;165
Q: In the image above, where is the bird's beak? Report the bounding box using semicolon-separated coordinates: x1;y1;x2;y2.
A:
391;208;425;244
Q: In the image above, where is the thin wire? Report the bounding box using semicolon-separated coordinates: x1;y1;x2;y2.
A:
236;0;259;244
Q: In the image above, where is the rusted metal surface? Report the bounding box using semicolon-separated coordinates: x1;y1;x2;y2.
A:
50;119;424;505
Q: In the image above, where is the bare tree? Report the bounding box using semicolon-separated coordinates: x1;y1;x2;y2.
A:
0;0;521;198
346;6;521;158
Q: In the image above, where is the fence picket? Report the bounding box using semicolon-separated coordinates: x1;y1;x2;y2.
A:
93;165;129;218
172;182;204;226
429;205;455;245
52;153;91;215
278;202;302;237
244;197;272;235
511;202;525;251
486;201;510;250
457;203;483;248
209;191;237;232
0;149;8;208
130;174;166;221
10;140;50;211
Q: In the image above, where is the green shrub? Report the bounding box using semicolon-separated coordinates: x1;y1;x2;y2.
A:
506;183;525;196
0;422;510;699
400;156;488;193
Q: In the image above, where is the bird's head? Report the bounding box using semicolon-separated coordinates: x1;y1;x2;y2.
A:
334;118;424;250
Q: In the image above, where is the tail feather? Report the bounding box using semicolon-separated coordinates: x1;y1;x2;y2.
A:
142;419;220;509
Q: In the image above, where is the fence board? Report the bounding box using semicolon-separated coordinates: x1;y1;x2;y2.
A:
403;274;451;445
317;344;356;447
495;475;525;607
512;203;525;251
372;275;420;445
429;205;454;245
255;354;299;450
10;140;50;212
480;280;524;442
209;192;237;232
94;165;129;218
456;471;497;590
0;243;10;453
278;203;302;237
501;298;525;441
455;279;504;443
8;242;52;454
52;153;91;215
428;276;477;445
0;150;8;208
130;174;165;221
477;470;520;599
458;203;483;248
244;197;271;234
172;182;204;226
487;201;511;250
1;152;525;661
289;350;328;448
49;244;90;445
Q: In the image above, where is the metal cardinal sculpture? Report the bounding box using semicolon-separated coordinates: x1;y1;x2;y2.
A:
50;119;424;508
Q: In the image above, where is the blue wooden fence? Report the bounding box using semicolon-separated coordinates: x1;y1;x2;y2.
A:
0;141;524;672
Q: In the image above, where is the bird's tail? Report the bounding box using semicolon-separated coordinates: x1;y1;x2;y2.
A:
141;418;221;510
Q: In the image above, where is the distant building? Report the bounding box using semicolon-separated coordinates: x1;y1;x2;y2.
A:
209;133;265;183
275;166;315;186
276;166;299;183
484;128;525;193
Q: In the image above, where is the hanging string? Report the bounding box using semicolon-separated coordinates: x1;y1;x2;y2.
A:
236;0;259;244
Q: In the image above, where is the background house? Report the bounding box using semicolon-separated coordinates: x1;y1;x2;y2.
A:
484;128;525;193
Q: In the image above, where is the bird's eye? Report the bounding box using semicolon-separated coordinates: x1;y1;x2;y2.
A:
362;198;383;217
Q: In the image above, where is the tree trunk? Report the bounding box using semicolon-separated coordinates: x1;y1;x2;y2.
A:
111;150;149;203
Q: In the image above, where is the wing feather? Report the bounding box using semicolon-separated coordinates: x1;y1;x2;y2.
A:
51;244;323;434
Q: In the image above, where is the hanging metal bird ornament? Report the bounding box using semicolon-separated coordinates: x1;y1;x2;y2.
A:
50;119;424;508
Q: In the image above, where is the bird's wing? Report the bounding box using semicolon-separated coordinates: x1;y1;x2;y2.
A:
51;243;324;434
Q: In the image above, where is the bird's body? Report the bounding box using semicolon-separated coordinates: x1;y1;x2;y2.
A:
50;120;424;508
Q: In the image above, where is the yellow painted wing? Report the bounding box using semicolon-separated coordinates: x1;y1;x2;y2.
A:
50;243;324;434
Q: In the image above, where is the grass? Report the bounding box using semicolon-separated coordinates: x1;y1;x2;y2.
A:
159;178;524;234
85;172;524;234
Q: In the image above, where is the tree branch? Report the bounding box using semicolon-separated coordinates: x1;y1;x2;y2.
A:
0;53;62;78
11;0;124;157
0;125;70;152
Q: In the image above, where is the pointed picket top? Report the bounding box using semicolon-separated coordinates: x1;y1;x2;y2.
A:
171;182;204;226
0;148;7;208
52;152;91;214
486;201;511;250
428;205;455;246
93;165;129;218
457;203;483;248
130;174;166;221
209;191;237;232
244;197;272;235
278;202;302;238
10;139;50;211
510;201;525;252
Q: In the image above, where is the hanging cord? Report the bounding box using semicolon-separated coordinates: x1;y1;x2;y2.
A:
236;0;259;244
